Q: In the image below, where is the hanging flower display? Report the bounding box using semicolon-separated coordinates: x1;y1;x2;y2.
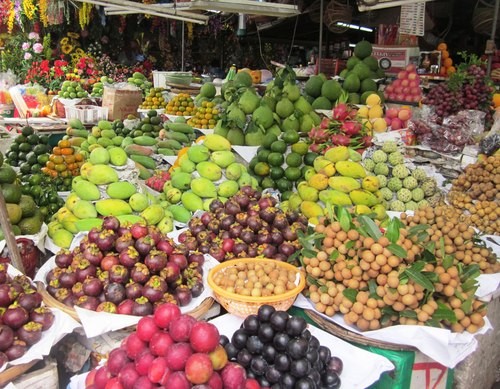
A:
22;0;37;20
78;2;92;30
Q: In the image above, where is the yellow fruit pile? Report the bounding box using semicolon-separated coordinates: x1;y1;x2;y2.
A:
357;93;387;133
165;93;195;116
187;100;221;129
140;87;168;110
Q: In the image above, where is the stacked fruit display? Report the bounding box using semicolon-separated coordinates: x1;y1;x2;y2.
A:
336;40;385;104
286;146;383;225
303;76;344;110
90;76;114;98
0;155;44;238
178;186;307;262
308;103;373;152
362;141;440;212
45;218;203;312
447;154;500;234
222;305;344;388
165;93;196;117
46;145;175;248
19;173;65;223
384;106;413;131
383;64;423;103
216;68;321;146
303;211;492;333
0;267;55;368
4;126;51;172
186;100;221;130
248;131;312;196
127;72;153;97
64;118;90;150
41;138;86;181
356;92;388;133
158;118;198;156
436;42;455;76
164;134;257;223
423;54;494;123
58;80;89;99
139;87;168;110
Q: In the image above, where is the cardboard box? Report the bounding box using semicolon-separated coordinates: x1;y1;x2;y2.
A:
372;45;420;75
102;87;142;120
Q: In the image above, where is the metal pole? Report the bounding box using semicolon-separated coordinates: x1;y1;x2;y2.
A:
487;0;500;75
181;20;185;71
318;0;324;73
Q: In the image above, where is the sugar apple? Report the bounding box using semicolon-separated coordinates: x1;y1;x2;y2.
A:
403;176;418;190
397;188;412;202
405;201;418;211
390;199;406;212
372;150;388;163
374;162;389;176
412;187;425;202
379;187;394;201
392;164;410;179
388;151;404;166
382;140;398;153
422;179;437;196
411;167;427;182
387;177;403;191
417;199;429;209
363;158;375;172
377;174;388;188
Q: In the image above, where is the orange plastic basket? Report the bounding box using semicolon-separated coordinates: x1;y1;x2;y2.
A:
207;258;306;317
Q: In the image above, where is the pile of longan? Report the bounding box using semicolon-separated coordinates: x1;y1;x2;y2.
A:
212;261;298;298
303;215;491;333
448;155;500;234
400;205;499;274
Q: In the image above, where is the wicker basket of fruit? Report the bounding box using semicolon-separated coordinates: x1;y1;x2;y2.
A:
207;258;306;317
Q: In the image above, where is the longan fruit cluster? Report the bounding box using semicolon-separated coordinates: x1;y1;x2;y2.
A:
401;206;499;273
213;261;298;298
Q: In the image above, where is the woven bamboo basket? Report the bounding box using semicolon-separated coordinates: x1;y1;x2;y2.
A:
207;258;306;318
0;360;38;387
305;309;416;351
37;281;215;323
324;0;352;33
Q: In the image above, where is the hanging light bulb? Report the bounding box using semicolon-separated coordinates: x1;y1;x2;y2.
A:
237;13;247;37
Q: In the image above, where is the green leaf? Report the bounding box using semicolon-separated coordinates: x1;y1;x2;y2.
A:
416;231;430;244
404;266;435;291
400;310;418;319
329;251;339;262
424;318;442;328
307;275;322;287
368;279;381;300
342;288;358;303
387;243;407;259
442;255;454;271
461;297;474;315
302;249;317;259
385;218;401;244
422;272;439;283
408;224;431;238
325;202;335;223
420;247;436;263
461;264;481;282
345;240;355;249
460;278;478;294
338;206;352;232
432;305;457;323
439;237;446;258
357;215;382;240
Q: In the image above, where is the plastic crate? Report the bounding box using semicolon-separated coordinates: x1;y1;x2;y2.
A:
64;105;108;124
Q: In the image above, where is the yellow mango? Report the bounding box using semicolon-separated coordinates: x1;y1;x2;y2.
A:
328;176;361;193
324;146;350;163
362;176;380;193
335;161;366;179
319;189;352;206
371;204;387;221
297;182;319;202
354;205;372;215
300;201;323;219
308;173;329;191
349;189;379;207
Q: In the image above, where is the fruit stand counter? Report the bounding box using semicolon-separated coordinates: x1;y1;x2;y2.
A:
0;117;68;132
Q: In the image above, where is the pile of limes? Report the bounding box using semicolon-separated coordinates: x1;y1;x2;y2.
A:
249;130;319;199
58;80;89;99
187;100;221;129
139;87;168;110
165;93;195;116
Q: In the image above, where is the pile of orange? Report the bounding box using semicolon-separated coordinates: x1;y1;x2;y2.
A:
437;43;456;76
41;139;85;178
187;100;220;129
165;93;195;116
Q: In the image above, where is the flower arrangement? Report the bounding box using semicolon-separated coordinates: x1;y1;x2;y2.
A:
59;32;80;56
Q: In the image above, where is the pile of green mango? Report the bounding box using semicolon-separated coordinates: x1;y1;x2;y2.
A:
47;146;175;249
160;134;258;223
